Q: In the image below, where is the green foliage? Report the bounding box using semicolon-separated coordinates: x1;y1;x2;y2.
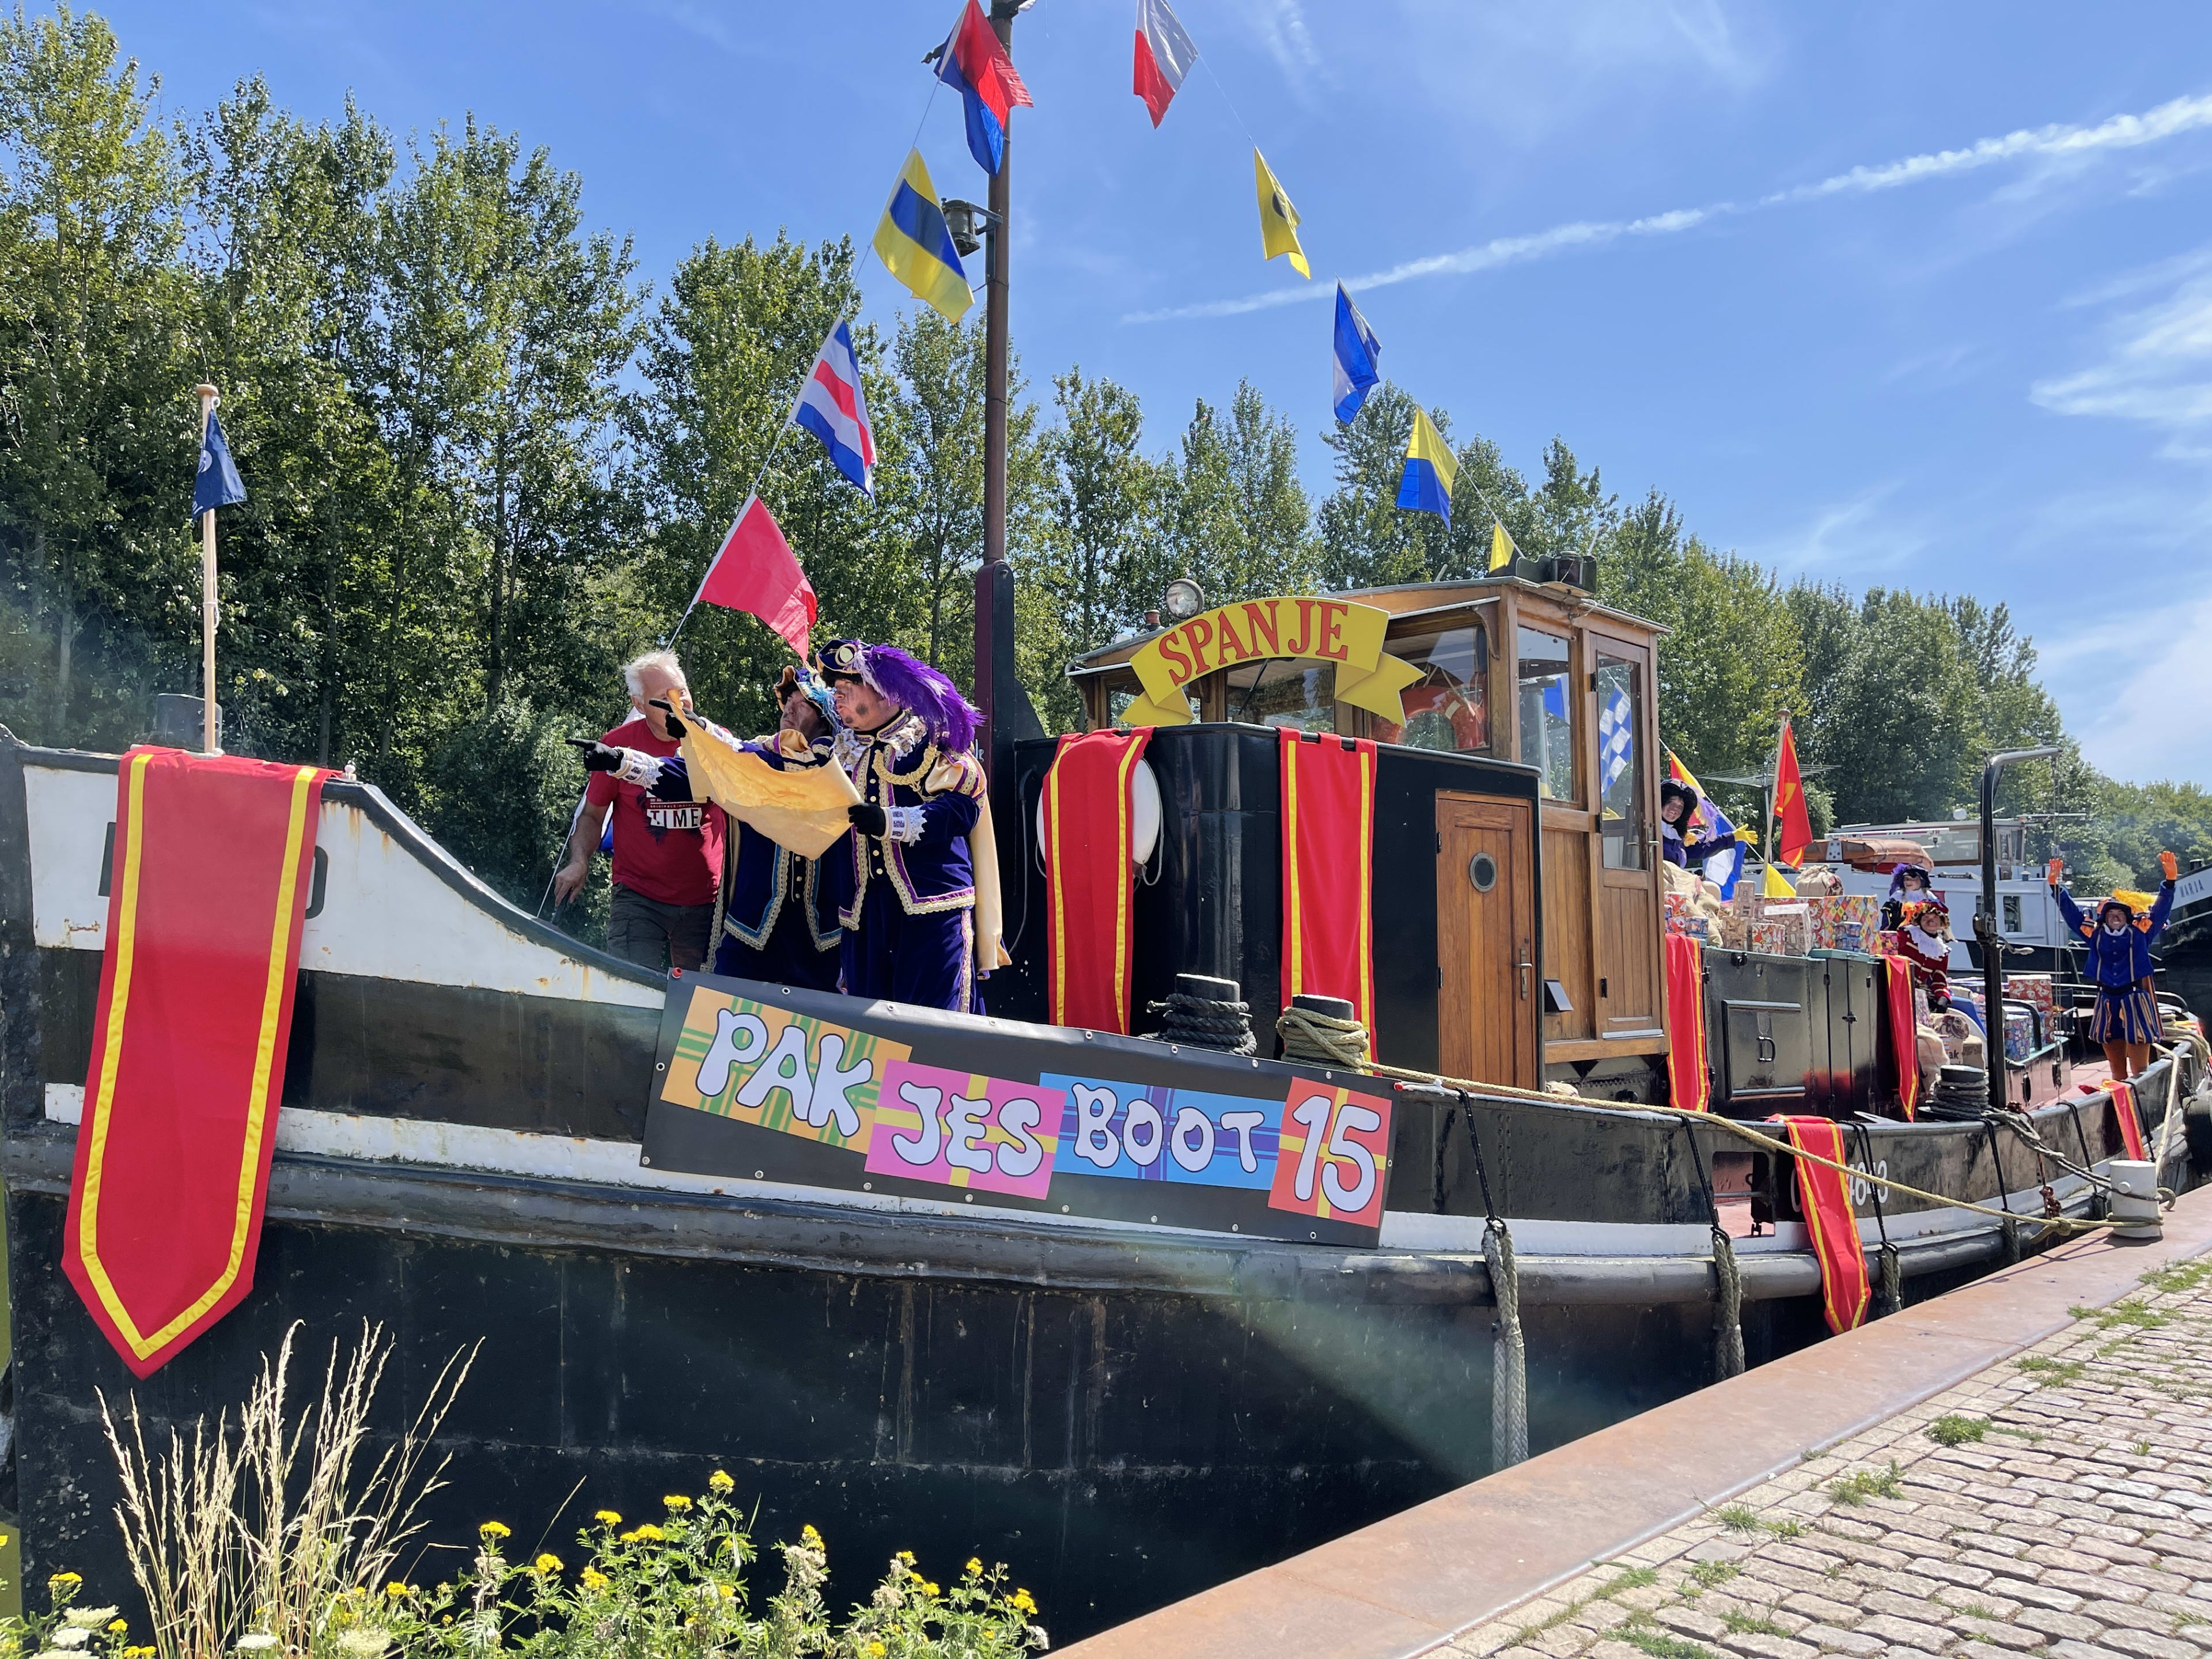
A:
1621;1628;1716;1659
1687;1560;1738;1588
1925;1414;1989;1446
1825;1462;1904;1505
1713;1504;1761;1531
1722;1611;1789;1637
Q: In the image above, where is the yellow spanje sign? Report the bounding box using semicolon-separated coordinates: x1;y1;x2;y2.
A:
1122;596;1423;726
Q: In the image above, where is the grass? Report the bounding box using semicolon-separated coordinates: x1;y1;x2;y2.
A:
2139;1259;2212;1294
1765;1518;1805;1539
1714;1505;1763;1532
1989;1424;2046;1444
2134;1439;2153;1457
1723;1611;1791;1638
1509;1563;1660;1642
1688;1561;1739;1589
1823;1561;1848;1580
1952;1601;1998;1621
1621;1631;1717;1659
1926;1414;1990;1446
2071;1298;2171;1331
2017;1355;2086;1386
1603;1568;1660;1595
1826;1463;1905;1506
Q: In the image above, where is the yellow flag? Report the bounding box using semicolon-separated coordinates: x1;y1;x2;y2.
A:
1760;861;1795;899
1253;149;1309;278
1488;520;1516;573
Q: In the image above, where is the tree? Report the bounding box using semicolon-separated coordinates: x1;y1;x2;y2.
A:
0;4;197;745
1171;380;1317;603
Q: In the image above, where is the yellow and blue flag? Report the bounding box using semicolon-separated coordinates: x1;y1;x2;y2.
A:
874;150;974;323
1396;407;1456;526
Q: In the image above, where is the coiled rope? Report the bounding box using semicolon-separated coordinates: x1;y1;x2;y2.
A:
1277;999;1371;1067
1459;1097;1528;1469
1142;975;1257;1055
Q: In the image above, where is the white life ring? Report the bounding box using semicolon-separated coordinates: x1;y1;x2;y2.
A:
1037;758;1161;868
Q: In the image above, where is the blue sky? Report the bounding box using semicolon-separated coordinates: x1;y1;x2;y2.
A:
99;0;2212;785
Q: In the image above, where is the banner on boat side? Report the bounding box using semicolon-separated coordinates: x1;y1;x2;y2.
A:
1120;596;1423;728
65;747;331;1377
643;978;1393;1244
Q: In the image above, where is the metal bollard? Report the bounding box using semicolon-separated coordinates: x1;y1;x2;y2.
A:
2107;1160;2162;1241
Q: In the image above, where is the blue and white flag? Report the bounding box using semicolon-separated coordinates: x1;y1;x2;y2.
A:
1702;796;1747;899
792;320;877;497
1331;282;1381;425
194;410;247;521
1599;686;1633;793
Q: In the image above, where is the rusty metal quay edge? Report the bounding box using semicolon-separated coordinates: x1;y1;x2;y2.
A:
1060;1184;2212;1659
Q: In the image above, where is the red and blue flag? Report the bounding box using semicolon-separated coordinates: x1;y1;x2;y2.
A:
934;0;1032;175
793;320;876;498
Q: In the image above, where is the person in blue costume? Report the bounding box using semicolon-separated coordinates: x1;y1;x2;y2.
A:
819;637;988;1013
572;665;844;991
2049;849;2177;1081
1659;781;1730;871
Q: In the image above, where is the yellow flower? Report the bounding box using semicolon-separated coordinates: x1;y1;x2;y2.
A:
581;1568;611;1592
384;1583;411;1599
663;1494;692;1511
594;1510;622;1527
967;1556;983;1575
867;1645;887;1658
635;1524;665;1541
50;1571;82;1587
923;1581;941;1597
109;1620;130;1633
532;1554;563;1575
708;1469;735;1492
478;1520;511;1540
896;1550;916;1565
801;1524;824;1549
1010;1588;1037;1615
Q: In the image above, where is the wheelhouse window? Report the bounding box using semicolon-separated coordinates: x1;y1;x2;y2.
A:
1373;624;1489;753
1109;685;1194;725
1595;654;1645;869
1516;626;1575;801
1224;658;1336;733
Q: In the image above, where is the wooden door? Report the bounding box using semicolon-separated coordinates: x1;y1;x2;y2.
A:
1437;793;1539;1089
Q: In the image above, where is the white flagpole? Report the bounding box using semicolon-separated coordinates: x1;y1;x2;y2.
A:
194;382;219;753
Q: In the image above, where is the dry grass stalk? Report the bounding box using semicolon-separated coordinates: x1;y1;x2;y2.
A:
99;1321;476;1658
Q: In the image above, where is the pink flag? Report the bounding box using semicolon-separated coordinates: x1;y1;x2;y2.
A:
694;495;816;657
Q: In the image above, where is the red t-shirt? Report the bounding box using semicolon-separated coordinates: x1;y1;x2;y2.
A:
584;717;725;907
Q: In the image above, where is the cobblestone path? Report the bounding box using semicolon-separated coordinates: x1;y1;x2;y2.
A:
1434;1255;2212;1659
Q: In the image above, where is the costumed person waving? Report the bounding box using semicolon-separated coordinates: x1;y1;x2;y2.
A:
1880;862;1936;933
821;639;1005;1012
1659;781;1730;872
2050;851;2177;1081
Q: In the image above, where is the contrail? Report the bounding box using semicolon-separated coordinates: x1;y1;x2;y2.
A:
1122;91;2212;324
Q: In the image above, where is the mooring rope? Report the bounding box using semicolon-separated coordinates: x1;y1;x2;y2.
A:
1674;1117;1745;1381
1459;1095;1528;1469
1143;990;1257;1055
1277;1002;1371;1067
1368;1059;2131;1239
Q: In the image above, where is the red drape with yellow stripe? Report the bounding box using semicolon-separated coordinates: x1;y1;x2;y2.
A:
1043;729;1152;1033
1278;729;1376;1035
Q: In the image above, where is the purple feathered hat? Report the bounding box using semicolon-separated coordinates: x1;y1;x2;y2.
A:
820;638;980;751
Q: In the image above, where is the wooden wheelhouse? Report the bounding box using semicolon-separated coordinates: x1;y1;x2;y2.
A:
1063;577;1671;1092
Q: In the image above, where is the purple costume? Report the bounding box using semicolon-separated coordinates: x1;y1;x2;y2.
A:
820;640;988;1013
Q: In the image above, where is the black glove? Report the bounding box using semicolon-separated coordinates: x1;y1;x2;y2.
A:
647;697;689;738
849;802;887;836
566;738;623;773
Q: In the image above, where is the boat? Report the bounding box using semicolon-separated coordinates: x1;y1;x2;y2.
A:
1;569;2197;1645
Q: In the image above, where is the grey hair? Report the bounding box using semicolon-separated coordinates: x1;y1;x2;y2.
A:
622;649;685;700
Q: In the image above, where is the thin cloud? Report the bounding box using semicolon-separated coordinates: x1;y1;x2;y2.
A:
2032;255;2212;442
1124;89;2212;324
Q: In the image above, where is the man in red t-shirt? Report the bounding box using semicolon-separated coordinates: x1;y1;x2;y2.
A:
552;650;725;971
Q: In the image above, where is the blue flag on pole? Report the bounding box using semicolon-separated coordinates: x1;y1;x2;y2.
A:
1332;283;1381;424
194;411;247;521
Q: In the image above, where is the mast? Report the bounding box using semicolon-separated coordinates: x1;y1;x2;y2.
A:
973;0;1021;767
195;382;221;753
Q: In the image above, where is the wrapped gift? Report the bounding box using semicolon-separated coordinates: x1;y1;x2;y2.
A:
1835;921;1867;954
1668;914;1711;942
1665;890;1692;922
1869;929;1900;958
2004;974;2055;1020
1748;921;1786;956
1838;895;1880;931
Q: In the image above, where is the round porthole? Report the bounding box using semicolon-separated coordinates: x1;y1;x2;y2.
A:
1468;852;1498;892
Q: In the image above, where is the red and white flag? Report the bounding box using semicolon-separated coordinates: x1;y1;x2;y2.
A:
694;495;816;658
1134;0;1197;127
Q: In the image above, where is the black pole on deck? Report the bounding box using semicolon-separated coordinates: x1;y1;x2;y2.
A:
1980;745;2062;1119
972;0;1021;770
